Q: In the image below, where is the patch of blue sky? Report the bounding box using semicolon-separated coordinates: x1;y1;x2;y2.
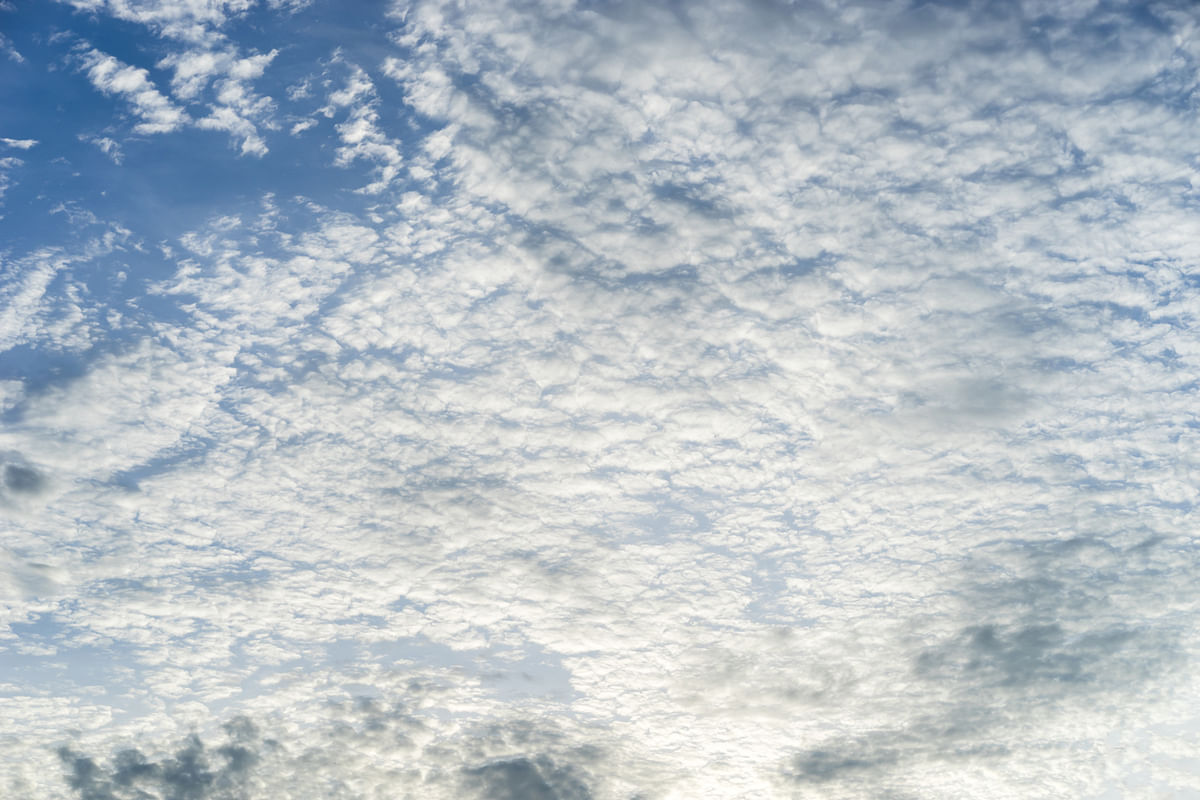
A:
0;0;431;257
1;610;154;718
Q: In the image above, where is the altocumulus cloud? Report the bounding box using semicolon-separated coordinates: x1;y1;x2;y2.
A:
2;0;1200;798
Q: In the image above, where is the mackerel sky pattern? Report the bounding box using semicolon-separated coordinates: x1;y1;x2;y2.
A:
2;1;1200;797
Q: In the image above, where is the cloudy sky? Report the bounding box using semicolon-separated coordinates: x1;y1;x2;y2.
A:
2;0;1200;797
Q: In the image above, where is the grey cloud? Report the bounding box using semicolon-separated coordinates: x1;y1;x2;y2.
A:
461;756;592;800
59;751;116;800
59;718;263;800
929;535;1189;693
788;740;900;785
916;620;1138;690
4;463;43;494
57;708;608;800
781;531;1192;791
784;717;1014;795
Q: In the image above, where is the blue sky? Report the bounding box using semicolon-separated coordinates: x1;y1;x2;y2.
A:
2;1;1200;798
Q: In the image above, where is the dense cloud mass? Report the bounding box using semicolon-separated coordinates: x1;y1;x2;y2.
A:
2;0;1200;797
55;711;603;800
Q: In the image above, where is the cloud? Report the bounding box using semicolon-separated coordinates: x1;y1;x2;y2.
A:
0;138;36;150
0;156;21;205
161;48;279;155
194;92;272;157
78;48;188;134
0;252;72;350
319;60;405;193
64;0;284;155
5;1;1200;798
76;42;278;154
0;31;24;63
58;0;256;45
288;118;316;135
4;464;44;494
80;134;123;164
777;531;1194;795
461;756;593;800
55;707;606;800
58;717;262;800
159;48;277;101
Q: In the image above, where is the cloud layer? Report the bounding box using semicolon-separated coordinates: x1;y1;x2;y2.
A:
2;1;1200;798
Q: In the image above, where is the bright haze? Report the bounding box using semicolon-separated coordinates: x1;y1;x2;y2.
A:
2;1;1199;798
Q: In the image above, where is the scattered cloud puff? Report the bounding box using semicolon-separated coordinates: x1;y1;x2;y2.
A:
80;134;124;163
78;47;189;134
161;47;279;155
4;1;1200;798
159;48;277;101
58;0;258;45
0;31;24;63
73;40;278;155
62;1;287;155
318;59;406;193
0;157;21;206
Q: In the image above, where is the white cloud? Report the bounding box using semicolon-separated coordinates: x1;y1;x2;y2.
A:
0;31;24;63
319;61;406;193
159;48;278;154
0;252;66;351
157;47;276;100
6;2;1200;798
76;42;280;154
78;47;188;134
62;0;285;155
81;134;123;163
0;138;36;150
58;0;257;44
288;118;316;135
0;156;20;206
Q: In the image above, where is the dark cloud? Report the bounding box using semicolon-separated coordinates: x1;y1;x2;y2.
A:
110;748;158;789
926;535;1186;695
788;742;899;784
4;462;42;493
454;719;601;800
784;718;1014;795
59;750;117;800
58;717;262;800
784;531;1190;790
916;620;1141;689
57;710;605;800
461;755;593;800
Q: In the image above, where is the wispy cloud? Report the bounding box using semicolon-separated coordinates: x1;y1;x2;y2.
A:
0;31;25;63
62;0;285;155
78;47;188;134
59;0;255;45
80;133;123;163
74;42;280;154
319;60;405;193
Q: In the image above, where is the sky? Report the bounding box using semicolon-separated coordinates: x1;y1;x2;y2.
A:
1;0;1200;797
